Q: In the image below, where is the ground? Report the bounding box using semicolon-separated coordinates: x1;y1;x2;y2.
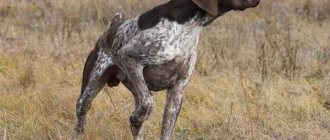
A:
0;0;330;139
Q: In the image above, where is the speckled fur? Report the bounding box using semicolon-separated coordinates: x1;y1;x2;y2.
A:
109;15;208;140
74;0;260;139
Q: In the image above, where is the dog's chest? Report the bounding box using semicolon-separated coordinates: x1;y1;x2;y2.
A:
140;19;202;90
141;18;202;63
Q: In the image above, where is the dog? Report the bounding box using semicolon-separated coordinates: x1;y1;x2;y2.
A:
74;0;260;139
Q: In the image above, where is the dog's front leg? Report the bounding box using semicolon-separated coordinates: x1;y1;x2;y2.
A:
118;54;154;140
160;52;197;140
160;80;187;140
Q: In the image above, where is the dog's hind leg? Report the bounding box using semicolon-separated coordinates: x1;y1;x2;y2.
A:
74;48;115;139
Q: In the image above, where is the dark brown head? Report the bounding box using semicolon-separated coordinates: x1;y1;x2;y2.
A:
192;0;260;16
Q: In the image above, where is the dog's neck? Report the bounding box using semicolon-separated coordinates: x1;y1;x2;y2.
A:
138;0;230;30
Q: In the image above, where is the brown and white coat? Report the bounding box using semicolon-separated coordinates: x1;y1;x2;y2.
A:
74;0;260;139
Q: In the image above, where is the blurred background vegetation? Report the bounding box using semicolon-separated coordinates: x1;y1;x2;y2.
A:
0;0;329;139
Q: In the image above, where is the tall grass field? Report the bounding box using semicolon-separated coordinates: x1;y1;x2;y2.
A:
0;0;330;139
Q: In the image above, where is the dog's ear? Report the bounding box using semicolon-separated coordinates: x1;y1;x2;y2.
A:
192;0;218;16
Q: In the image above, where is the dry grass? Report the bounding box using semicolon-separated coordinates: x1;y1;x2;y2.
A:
0;0;330;139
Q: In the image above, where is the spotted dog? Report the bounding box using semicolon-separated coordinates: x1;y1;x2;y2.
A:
74;0;260;139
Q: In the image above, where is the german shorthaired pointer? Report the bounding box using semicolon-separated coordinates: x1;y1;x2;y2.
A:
74;0;260;139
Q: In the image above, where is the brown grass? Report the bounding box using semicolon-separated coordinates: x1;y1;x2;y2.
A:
0;0;330;139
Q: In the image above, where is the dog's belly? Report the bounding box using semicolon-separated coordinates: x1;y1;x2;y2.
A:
143;57;189;91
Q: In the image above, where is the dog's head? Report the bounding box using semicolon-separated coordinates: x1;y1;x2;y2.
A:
192;0;260;16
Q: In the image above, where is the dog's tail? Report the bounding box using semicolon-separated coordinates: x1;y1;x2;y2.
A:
107;13;124;28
